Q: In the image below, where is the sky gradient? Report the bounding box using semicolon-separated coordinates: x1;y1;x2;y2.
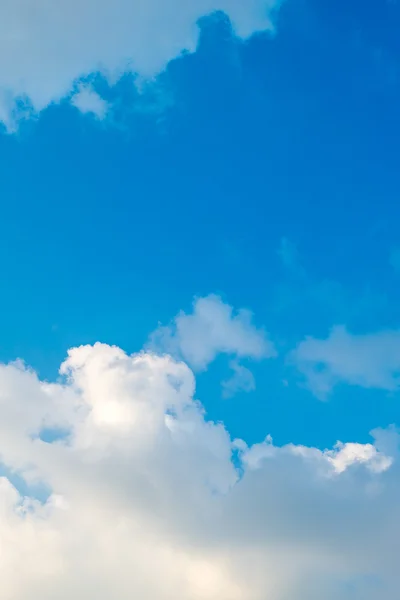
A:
1;0;400;598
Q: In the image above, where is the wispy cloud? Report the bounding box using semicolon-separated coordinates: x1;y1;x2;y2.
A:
277;236;305;278
292;325;400;399
222;360;256;398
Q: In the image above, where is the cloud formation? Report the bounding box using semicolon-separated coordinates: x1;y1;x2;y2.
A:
70;84;109;118
0;0;282;128
292;325;400;399
0;336;398;599
222;360;256;398
150;294;274;396
150;294;274;370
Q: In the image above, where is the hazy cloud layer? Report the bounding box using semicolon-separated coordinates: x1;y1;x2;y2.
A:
0;0;282;128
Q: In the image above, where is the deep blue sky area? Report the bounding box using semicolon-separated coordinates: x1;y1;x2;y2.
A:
2;0;400;449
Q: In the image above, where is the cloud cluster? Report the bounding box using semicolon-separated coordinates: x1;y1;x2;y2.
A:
0;0;282;128
0;331;399;598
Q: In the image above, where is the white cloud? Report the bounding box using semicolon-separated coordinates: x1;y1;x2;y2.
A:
222;360;256;398
0;0;283;128
70;84;109;118
150;294;275;370
291;325;400;399
0;342;399;599
325;441;393;474
238;434;392;475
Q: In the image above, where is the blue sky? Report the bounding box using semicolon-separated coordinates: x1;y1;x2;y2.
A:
1;1;400;598
2;0;400;448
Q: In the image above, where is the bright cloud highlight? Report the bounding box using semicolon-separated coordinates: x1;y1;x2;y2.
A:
0;326;398;598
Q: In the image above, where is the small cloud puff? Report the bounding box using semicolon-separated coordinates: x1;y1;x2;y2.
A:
150;294;275;397
71;84;109;119
150;294;275;370
222;360;256;398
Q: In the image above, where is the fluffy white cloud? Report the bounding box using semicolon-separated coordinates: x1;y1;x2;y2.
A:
0;0;283;128
292;325;400;399
0;340;399;599
150;294;275;370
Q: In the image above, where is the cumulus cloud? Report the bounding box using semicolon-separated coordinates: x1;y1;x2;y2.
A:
292;325;400;399
150;294;275;370
0;339;398;599
0;0;283;128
